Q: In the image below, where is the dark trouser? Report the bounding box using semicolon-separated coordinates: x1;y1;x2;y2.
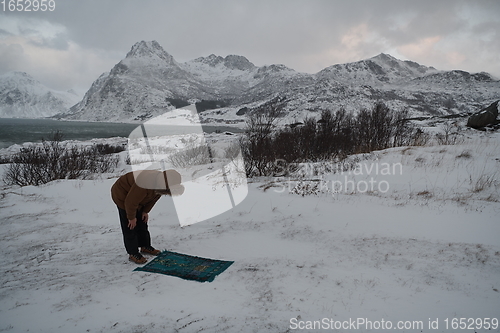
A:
117;207;151;255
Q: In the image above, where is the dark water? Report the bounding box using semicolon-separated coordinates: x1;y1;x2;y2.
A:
0;118;243;149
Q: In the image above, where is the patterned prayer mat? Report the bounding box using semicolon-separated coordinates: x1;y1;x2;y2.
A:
134;250;234;282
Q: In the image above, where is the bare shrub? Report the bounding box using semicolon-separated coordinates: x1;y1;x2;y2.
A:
355;103;394;152
456;150;472;159
290;180;320;196
168;145;213;168
469;173;497;193
224;141;242;161
3;132;119;186
240;97;286;176
0;155;12;164
435;122;464;145
94;143;126;155
241;101;427;177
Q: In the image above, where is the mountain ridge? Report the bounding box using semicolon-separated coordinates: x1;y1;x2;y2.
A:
2;40;498;122
317;53;439;85
58;39;500;122
0;71;81;118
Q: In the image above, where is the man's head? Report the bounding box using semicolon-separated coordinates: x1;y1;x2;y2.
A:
135;169;185;196
155;169;184;196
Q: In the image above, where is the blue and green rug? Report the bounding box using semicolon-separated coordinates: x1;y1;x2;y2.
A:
134;250;234;282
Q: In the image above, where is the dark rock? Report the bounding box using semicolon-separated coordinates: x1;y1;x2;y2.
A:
195;100;228;112
289;122;304;128
467;101;500;129
166;98;189;109
236;107;248;116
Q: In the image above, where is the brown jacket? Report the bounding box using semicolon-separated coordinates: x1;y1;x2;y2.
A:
111;172;162;220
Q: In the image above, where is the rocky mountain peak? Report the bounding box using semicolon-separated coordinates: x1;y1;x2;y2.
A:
370;53;397;63
317;52;438;85
125;40;174;63
192;54;255;71
193;54;225;67
223;55;255;71
370;53;438;76
0;71;38;86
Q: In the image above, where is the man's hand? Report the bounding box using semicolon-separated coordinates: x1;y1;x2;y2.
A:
128;218;137;230
142;212;149;224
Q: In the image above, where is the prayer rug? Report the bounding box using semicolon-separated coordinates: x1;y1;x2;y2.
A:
134;250;234;282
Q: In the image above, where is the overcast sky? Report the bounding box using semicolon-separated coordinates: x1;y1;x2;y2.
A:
1;0;499;94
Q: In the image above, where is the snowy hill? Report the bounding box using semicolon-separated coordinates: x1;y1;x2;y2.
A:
56;40;500;123
0;72;80;118
1;128;499;332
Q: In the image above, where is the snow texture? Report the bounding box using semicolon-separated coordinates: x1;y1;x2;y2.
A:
0;126;499;332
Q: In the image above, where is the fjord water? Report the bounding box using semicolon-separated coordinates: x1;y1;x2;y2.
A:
0;118;242;149
0;118;138;149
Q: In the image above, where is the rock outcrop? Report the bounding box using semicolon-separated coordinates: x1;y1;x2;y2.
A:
467;100;500;129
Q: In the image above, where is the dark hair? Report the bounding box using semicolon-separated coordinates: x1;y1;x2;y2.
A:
154;184;185;197
154;189;171;196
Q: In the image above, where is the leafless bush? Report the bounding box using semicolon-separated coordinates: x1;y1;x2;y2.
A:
469;173;497;193
224;141;242;161
240;97;286;176
0;156;11;164
241;101;427;177
290;180;321;196
435;122;464;145
168;145;213;168
3;132;119;186
94;143;126;155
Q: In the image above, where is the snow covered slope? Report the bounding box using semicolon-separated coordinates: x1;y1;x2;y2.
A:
0;129;499;332
0;72;80;118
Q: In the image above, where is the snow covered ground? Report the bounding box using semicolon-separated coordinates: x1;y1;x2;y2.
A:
0;128;499;332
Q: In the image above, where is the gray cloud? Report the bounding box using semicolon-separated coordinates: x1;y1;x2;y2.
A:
0;43;26;73
0;0;499;91
0;28;14;37
27;32;70;50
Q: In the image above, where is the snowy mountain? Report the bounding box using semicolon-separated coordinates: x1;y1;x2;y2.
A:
60;41;206;122
0;72;80;118
317;53;438;86
181;54;258;98
61;41;308;122
57;40;500;123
